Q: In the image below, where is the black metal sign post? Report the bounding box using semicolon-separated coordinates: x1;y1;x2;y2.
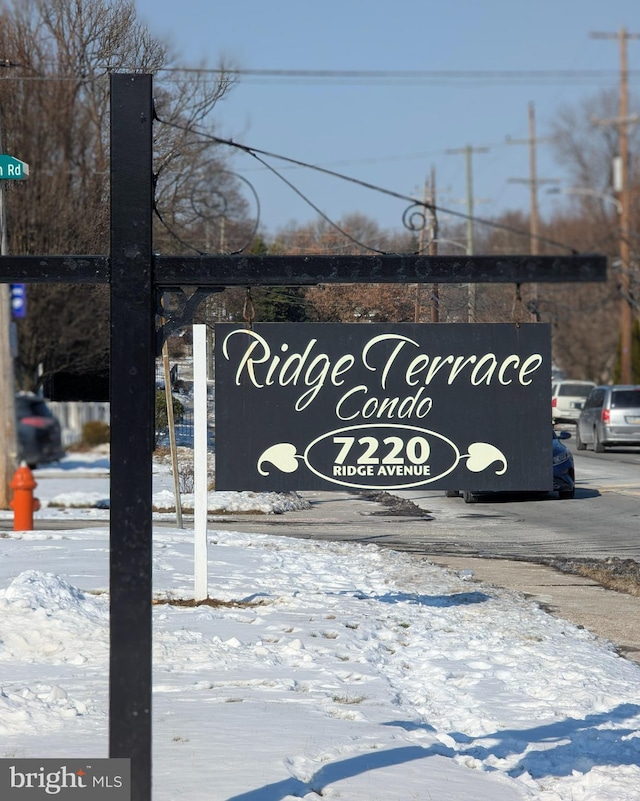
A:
108;75;155;795
0;73;606;800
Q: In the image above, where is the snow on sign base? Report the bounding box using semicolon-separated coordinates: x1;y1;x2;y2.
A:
215;322;552;493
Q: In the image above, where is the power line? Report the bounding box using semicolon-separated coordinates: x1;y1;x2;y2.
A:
153;66;640;86
154;114;580;253
4;62;618;87
1;63;639;87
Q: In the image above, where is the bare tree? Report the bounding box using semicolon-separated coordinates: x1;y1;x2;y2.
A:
13;284;110;390
538;212;620;382
0;0;241;390
550;90;640;195
270;214;418;323
305;283;415;323
546;89;640;381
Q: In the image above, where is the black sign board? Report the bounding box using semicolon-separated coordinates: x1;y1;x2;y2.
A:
215;323;552;492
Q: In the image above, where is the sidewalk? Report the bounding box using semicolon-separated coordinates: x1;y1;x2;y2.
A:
4;474;640;665
424;555;640;665
196;488;640;667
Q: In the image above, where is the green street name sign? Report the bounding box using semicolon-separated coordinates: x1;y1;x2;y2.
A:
0;154;29;180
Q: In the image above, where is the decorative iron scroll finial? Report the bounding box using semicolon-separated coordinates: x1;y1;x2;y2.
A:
402;201;429;233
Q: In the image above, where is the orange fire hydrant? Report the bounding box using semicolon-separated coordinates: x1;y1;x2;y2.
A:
10;462;41;531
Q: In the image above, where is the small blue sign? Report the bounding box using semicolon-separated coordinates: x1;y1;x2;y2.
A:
10;283;26;318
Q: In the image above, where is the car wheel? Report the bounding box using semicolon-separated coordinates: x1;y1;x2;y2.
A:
445;490;460;498
575;427;586;451
558;488;575;500
462;490;478;504
593;427;605;453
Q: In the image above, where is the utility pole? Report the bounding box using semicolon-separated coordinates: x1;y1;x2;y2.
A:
414;168;439;322
507;102;559;310
0;101;17;509
446;144;489;321
414;177;428;322
0;290;17;509
591;27;640;384
428;166;439;322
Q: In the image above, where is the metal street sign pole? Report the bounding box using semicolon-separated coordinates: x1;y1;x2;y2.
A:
0;105;19;509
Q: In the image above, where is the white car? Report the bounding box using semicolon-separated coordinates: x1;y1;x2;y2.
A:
551;380;596;424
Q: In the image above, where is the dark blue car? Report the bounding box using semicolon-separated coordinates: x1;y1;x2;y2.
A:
447;429;576;503
16;393;66;469
552;429;576;499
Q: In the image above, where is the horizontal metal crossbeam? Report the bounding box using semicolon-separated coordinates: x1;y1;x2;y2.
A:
0;255;109;282
155;253;606;286
0;253;606;286
155;254;606;287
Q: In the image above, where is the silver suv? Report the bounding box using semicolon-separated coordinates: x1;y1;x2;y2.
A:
551;380;596;424
576;385;640;452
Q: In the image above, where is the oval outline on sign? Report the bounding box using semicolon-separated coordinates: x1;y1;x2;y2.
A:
303;423;461;490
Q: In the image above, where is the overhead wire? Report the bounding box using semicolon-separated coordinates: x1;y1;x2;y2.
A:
154;112;394;254
154;113;582;255
3;65;633;86
234;149;388;255
0;63;629;256
152;66;640;88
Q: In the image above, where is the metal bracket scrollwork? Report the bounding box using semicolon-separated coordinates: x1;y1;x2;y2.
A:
402;201;429;234
155;286;224;354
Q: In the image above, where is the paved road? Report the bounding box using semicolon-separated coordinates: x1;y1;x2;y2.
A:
180;480;640;564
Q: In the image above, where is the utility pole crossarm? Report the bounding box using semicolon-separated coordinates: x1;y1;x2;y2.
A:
590;30;640;41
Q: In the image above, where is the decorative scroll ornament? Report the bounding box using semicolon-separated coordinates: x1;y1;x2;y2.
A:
402;201;429;233
188;169;260;254
155;287;220;352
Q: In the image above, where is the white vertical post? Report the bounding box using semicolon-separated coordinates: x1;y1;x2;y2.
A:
193;324;208;600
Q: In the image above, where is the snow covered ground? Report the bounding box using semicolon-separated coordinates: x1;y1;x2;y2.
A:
0;451;639;800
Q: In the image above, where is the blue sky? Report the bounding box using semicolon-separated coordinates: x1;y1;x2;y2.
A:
133;0;640;241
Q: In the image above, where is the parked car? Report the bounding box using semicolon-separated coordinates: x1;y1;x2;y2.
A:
16;393;65;468
576;385;640;452
551;379;596;424
446;429;575;503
